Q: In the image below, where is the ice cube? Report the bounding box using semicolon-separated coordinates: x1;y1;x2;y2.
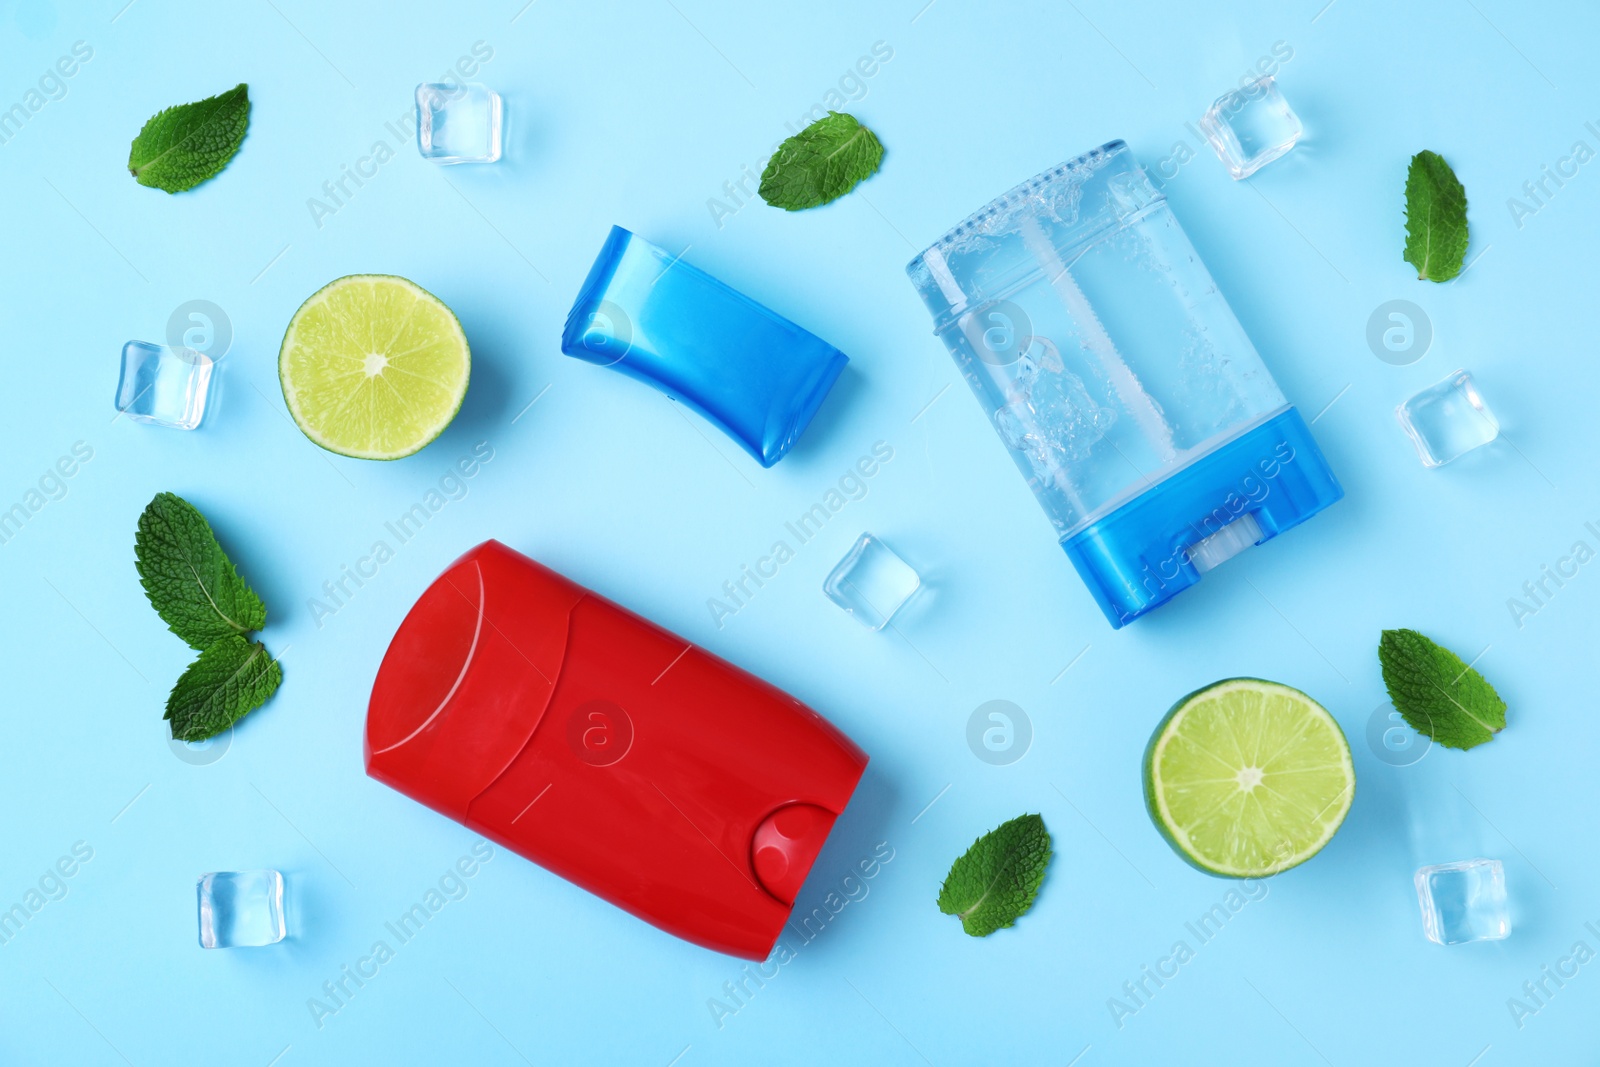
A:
416;83;502;164
197;870;286;949
1396;369;1499;468
115;340;212;430
1414;858;1509;945
823;533;920;631
1199;76;1302;180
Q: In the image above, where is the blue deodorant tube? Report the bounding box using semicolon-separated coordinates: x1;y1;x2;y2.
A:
563;226;849;468
907;141;1342;627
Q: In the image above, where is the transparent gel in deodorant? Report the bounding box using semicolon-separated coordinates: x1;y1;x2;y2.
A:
906;141;1342;627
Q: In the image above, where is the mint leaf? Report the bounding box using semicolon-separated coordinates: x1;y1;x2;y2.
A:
937;813;1052;937
759;111;884;211
1403;150;1468;282
128;83;250;193
166;635;282;742
135;493;282;742
1378;629;1506;750
135;492;266;650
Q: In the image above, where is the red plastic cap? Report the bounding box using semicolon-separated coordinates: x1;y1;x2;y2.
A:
365;541;578;820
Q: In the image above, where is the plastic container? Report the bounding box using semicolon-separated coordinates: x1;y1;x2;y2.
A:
562;226;849;467
906;140;1342;627
366;540;868;959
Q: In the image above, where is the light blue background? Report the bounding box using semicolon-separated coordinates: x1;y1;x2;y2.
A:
1;0;1596;1062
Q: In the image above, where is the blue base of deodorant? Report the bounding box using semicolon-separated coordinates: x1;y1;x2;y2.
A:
1063;407;1343;628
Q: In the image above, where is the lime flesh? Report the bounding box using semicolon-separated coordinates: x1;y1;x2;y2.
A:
1144;678;1354;878
279;275;470;460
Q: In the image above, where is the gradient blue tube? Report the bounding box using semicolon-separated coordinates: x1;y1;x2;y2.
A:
563;226;848;468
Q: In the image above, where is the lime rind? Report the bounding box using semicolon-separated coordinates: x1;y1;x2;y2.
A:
278;274;470;461
1143;678;1355;879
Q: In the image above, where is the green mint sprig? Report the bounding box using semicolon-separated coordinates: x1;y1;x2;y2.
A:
758;111;884;211
937;813;1052;937
135;493;281;741
1403;150;1468;282
128;83;250;193
1378;628;1505;750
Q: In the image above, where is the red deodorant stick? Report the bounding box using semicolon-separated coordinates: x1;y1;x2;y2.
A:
365;540;868;958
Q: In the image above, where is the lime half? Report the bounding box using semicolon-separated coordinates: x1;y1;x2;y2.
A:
279;275;470;460
1144;678;1354;878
